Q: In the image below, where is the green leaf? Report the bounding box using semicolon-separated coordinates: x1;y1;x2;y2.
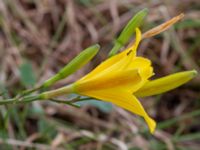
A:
38;119;57;138
0;83;9;98
28;105;44;116
19;61;36;87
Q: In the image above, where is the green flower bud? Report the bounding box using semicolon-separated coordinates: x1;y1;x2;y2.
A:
109;8;148;57
42;44;100;88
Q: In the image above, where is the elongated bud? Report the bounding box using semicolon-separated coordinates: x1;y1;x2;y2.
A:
42;44;100;88
135;70;197;97
109;8;148;57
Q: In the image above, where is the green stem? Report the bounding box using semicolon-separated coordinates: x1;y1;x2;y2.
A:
18;95;42;103
0;84;91;106
0;84;73;105
69;97;93;103
0;95;42;105
20;86;42;97
49;98;80;108
0;98;17;105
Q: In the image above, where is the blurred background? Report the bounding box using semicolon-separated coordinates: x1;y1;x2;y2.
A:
0;0;200;149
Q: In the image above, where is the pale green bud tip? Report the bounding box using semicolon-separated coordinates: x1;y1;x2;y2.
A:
142;8;148;14
190;70;198;77
91;44;100;50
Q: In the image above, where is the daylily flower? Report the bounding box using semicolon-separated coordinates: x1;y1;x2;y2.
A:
40;28;197;134
71;28;196;133
73;28;156;133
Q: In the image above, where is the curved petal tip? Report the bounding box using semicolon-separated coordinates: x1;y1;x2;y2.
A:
144;116;156;134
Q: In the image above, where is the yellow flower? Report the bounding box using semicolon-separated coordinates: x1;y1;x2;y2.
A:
72;28;197;134
41;27;196;134
73;28;156;133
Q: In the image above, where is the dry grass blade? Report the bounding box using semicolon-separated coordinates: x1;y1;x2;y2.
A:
0;138;65;150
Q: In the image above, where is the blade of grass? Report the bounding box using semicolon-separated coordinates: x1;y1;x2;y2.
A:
157;109;200;130
175;19;200;30
173;132;200;142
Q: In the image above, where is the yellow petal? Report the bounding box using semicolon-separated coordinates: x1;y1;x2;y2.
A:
78;54;131;83
128;57;154;79
75;69;142;93
77;88;156;133
79;28;142;81
135;70;197;97
126;28;142;55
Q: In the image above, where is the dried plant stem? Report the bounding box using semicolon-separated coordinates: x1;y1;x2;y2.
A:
142;13;184;39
